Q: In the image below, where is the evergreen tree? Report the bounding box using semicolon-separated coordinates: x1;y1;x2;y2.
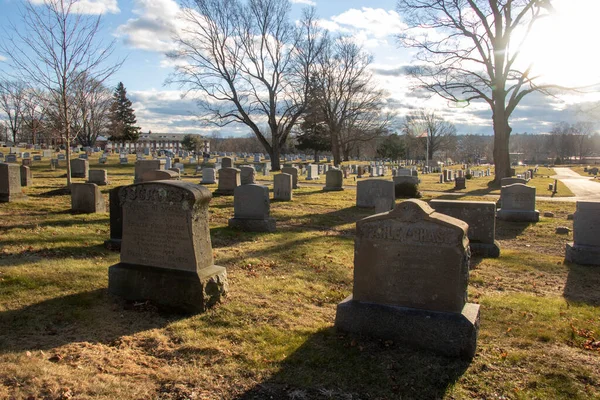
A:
296;76;331;159
108;82;140;144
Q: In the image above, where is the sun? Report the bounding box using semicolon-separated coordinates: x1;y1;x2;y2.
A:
518;0;600;88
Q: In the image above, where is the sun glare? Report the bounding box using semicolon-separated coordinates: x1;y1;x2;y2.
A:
519;0;600;88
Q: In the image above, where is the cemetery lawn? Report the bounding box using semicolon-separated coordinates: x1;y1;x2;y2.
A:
0;157;598;399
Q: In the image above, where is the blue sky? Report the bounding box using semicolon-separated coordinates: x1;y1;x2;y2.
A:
1;0;599;137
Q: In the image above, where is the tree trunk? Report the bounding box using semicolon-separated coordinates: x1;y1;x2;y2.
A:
270;138;281;171
331;131;342;165
492;114;512;185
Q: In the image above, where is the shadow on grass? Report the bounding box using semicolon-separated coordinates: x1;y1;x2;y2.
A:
0;216;108;232
237;327;470;400
563;262;600;306
0;289;183;353
495;219;532;240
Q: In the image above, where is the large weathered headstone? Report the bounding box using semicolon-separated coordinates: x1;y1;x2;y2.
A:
565;201;600;266
356;179;395;210
0;163;27;202
335;200;479;359
20;165;32;187
108;182;228;312
71;183;106;213
87;169;109;186
273;173;293;201
228;184;276;232
240;166;256;185
497;183;539;222
215;167;240;195
201;168;216;184
104;186;124;251
135;159;165;183
70;159;89;179
430;199;500;258
281;167;299;189
323;168;344;191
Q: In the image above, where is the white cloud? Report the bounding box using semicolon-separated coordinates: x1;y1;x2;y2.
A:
30;0;119;14
116;0;181;52
330;8;405;39
0;55;6;62
291;0;316;5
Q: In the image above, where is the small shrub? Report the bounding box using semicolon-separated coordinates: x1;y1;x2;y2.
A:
395;182;421;198
465;173;472;179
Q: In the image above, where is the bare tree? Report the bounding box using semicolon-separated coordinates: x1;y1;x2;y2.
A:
72;74;112;147
21;87;49;145
169;0;324;171
402;109;456;162
1;0;122;186
0;80;26;144
314;36;390;164
397;0;565;183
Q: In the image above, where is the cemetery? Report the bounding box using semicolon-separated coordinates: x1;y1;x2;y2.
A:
0;152;599;399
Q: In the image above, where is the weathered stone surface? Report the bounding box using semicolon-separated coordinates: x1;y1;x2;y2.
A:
306;164;319;180
281;167;299;189
501;177;527;186
543;211;555;218
454;177;466;190
565;201;600;266
20;165;32;187
70;159;89;178
135;159;165;183
335;199;478;359
497;184;539;222
357;179;395;209
324;169;344;191
0;163;27;202
228;184;276;232
240;166;256;185
430;199;500;258
71;183;106;213
555;226;571;235
141;169;179;182
104;186;124;251
109;181;228;312
88;169;108;185
215;167;240;195
221;157;233;168
273;173;293;201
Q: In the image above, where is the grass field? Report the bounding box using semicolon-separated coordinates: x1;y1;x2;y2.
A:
1;154;598;399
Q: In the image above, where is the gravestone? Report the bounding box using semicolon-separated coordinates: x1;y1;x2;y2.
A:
430;200;500;257
497;184;539;222
323;168;344;191
228;184;276;232
141;169;179;182
273;173;293;201
565;201;600;265
240;166;256;185
134;159;165;183
356;179;395;210
221;157;233;168
215;167;240;195
335;199;479;359
0;163;27;202
454;177;466;190
88;169;109;186
70;159;89;179
43;150;53;158
104;186;124;251
120;157;129;165
281;167;299;189
57;154;66;161
50;159;59;170
201;168;216;184
71;183;106;213
174;162;185;173
22;158;32;167
6;154;17;163
99;157;107;164
306;164;319;180
20;165;32;187
33;155;42;162
108;181;228;312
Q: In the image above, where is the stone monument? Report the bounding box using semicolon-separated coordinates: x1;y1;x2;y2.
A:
228;184;276;232
273;173;293;201
323;168;344;191
104;186;124;251
108;181;228;313
215;167;240;195
0;163;27;202
497;183;539;222
565;201;600;266
71;183;106;213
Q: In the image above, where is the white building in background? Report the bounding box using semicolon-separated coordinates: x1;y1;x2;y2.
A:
105;132;210;154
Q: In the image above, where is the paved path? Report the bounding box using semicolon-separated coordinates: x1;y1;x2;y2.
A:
552;167;600;200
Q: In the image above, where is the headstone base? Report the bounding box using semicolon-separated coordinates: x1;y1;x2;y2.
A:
497;209;539;222
71;173;86;178
565;242;600;266
201;179;216;184
103;238;122;252
108;263;228;313
323;186;344;192
470;241;501;258
335;296;479;359
0;193;28;203
228;217;276;232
